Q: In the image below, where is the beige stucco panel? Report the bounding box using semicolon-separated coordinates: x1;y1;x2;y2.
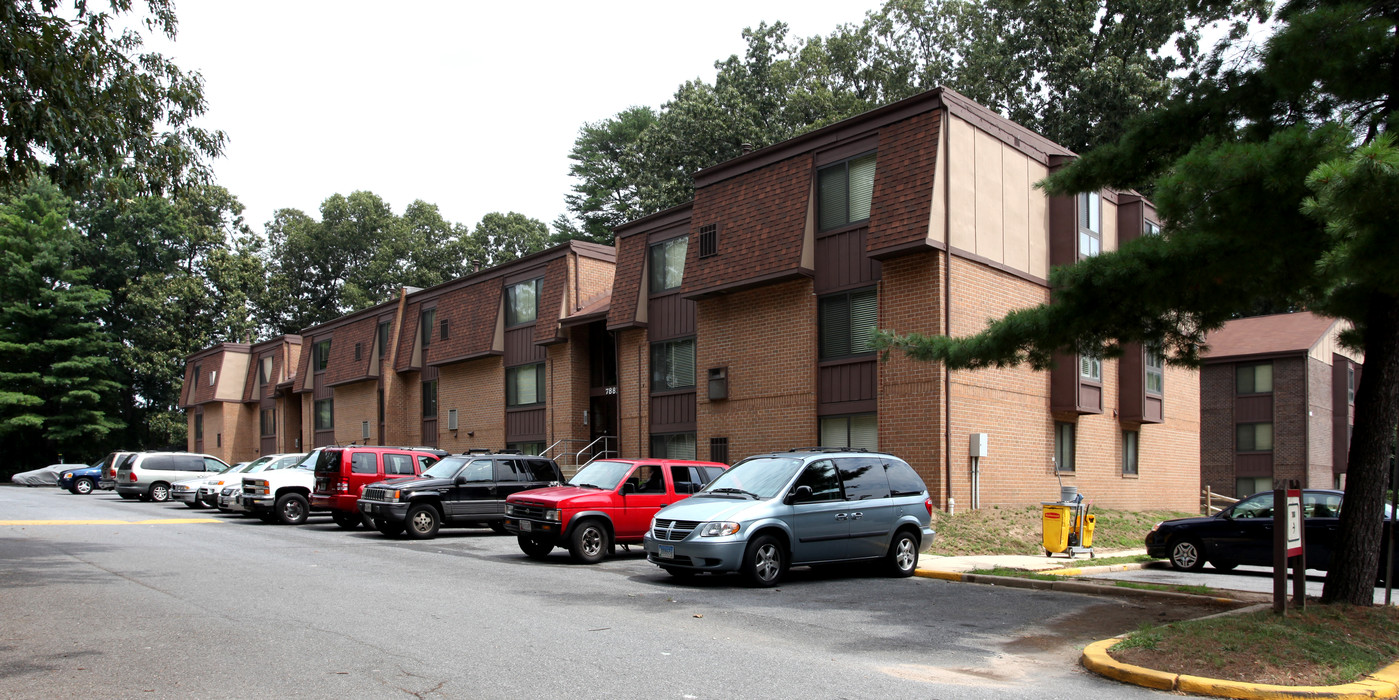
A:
1102;198;1118;253
802;179;816;270
1001;148;1030;273
215;351;249;401
927;112;948;245
1311;320;1364;364
973;129;1004;261
947;116;977;252
1027;162;1049;280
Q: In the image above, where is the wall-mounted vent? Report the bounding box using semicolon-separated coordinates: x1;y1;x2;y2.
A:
354;342;362;361
707;367;728;400
698;224;718;258
361;421;370;440
448;409;459;431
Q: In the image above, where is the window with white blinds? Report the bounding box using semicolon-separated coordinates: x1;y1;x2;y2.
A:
1079;353;1102;381
650;432;697;460
1145;348;1164;394
505;279;541;326
648;236;688;293
507;363;545;406
819;288;878;359
1078;192;1101;257
817;152;877;231
820;414;878;450
650;339;696;391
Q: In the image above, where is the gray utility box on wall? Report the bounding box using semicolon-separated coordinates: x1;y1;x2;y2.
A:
969;433;989;457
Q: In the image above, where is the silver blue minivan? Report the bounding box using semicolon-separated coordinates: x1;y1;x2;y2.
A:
642;449;935;586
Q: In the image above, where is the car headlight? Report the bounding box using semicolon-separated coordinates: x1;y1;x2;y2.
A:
504;504;516;516
62;472;73;479
698;521;740;537
1149;521;1162;534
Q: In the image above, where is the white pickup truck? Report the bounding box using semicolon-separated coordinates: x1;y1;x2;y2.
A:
240;449;325;526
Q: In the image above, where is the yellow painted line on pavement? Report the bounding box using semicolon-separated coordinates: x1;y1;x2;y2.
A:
0;518;222;525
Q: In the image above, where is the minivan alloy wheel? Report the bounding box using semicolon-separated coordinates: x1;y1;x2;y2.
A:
888;531;918;577
743;535;786;587
149;483;170;502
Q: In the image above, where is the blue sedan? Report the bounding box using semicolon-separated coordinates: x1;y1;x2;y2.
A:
57;463;104;495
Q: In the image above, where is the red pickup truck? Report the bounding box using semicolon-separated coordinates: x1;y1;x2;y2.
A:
503;458;728;563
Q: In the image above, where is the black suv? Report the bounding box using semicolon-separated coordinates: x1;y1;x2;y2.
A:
356;450;563;539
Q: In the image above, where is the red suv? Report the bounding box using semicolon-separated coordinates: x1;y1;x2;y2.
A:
503;458;728;563
309;446;445;526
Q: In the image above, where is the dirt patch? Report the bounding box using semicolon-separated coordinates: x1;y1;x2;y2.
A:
1111;603;1399;686
1003;597;1239;656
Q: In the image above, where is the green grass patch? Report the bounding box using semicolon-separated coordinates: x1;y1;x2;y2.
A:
1111;581;1218;596
1114;604;1399;686
970;567;1061;581
928;505;1193;556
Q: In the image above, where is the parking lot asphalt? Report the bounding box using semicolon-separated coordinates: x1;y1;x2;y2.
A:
1;485;1188;699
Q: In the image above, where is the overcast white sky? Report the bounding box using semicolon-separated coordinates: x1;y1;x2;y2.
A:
147;1;885;236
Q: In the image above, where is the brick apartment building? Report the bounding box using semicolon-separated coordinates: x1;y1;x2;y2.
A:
183;87;1200;511
180;240;616;467
1200;312;1362;498
603;87;1198;512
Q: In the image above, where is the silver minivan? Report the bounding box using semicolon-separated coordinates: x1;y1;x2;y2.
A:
115;452;231;502
642;449;935;586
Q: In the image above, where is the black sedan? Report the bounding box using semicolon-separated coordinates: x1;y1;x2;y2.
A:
1145;489;1397;580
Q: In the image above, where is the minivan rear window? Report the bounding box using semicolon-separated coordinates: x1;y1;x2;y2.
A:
884;459;926;497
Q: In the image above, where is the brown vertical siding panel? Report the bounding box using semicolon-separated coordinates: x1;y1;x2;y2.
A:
646;294;696;341
1234;395;1273;423
504;327;546;366
1235;453;1274;477
650;393;697;432
815;227;880;294
506;408;546;441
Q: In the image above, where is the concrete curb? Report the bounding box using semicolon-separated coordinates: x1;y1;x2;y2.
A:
914;568;1241;605
1082;637;1399;699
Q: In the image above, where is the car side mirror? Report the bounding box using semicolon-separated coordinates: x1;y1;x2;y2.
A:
454;474;467;485
621;482;635;495
786;485;812;504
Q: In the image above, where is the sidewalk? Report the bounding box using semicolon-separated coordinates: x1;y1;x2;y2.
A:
914;549;1399;699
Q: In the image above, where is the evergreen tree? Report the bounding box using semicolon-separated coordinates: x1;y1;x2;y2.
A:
879;0;1398;605
0;177;122;467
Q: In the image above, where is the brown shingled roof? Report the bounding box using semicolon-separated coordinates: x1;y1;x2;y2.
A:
1202;312;1340;360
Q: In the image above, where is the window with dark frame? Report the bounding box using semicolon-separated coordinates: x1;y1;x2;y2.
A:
1236;422;1273;451
650;432;697;460
819;414;878;450
314;398;334;431
1144;219;1162;236
1122;430;1139;475
260;409;276;437
377;321;390;358
193;364;201;388
1236;363;1273;394
259;356;273;386
1145;348;1164;395
1078;192;1101;257
421;380;438;418
354;342;362;361
1079;353;1102;382
819;288;878;359
1055;421;1076;472
505;278;542;326
506;363;546;407
194;413;203;440
650;339;696;391
697;224;717;258
817;151;876;231
420;309;436;349
314;340;330;371
440;319;449;341
648;236;688;293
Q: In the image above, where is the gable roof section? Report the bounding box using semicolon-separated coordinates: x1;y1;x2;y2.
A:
1203;312;1341;361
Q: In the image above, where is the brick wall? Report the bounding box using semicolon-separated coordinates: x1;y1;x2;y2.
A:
546;327;593;455
434;358;504;452
615;328;649;458
1200;364;1235;495
577;255;615;305
332;381;377;446
1272;357;1307;488
877;251;945;500
696;279;817;464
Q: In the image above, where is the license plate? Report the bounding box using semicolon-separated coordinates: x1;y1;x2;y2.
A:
659;544;674;559
520;520;532;532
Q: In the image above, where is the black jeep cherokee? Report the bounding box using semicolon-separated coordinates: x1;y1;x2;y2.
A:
356;449;562;539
